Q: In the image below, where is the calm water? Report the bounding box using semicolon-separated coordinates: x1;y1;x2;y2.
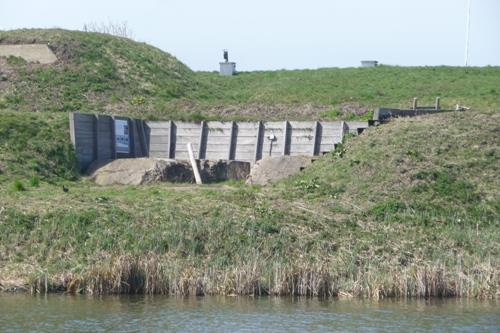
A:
0;294;498;332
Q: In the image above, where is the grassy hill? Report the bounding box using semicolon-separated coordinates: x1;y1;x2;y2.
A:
0;110;498;297
194;67;500;120
1;29;499;120
0;29;498;297
0;29;196;117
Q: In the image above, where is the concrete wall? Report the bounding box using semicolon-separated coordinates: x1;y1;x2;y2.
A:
70;112;368;171
146;120;353;164
345;121;369;134
70;113;96;171
70;113;148;171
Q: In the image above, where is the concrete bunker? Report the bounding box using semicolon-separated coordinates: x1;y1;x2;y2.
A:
70;112;369;184
70;98;458;186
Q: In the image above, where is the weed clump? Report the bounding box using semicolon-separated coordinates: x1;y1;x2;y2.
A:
29;175;40;187
12;179;25;191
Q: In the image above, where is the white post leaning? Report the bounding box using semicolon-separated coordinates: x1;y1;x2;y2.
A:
187;142;202;185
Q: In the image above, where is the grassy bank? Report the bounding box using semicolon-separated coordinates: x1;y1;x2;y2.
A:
0;28;498;298
1;29;499;121
0;109;498;298
192;66;500;120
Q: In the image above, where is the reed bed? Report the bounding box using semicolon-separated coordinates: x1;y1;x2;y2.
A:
27;254;497;299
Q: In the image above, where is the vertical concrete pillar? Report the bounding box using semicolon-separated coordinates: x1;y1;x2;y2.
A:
254;121;263;163
135;119;148;157
69;112;76;147
282;121;290;155
412;97;418;110
111;116;117;159
311;121;319;156
92;114;98;161
168;121;176;159
435;97;441;110
229;121;237;160
128;118;136;158
198;121;206;159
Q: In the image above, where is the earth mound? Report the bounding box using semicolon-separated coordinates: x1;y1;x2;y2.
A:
0;29;195;114
246;156;313;185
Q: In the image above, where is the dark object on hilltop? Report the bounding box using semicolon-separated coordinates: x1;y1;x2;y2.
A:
62;185;69;193
223;49;228;62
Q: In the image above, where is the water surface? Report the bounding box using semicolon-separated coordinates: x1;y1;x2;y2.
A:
0;294;498;332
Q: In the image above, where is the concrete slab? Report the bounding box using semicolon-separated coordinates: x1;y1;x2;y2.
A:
0;44;57;64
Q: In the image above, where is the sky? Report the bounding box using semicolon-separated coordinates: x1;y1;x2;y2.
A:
0;0;499;71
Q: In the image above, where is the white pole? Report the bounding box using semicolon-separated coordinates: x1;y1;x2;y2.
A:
465;0;471;67
187;143;202;185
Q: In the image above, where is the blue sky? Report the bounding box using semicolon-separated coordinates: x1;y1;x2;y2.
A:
1;0;499;71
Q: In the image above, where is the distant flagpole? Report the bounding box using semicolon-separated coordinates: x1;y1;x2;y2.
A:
465;0;471;67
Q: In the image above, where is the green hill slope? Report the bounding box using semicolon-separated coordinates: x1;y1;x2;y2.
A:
193;67;500;120
0;110;497;297
0;111;75;182
0;29;196;115
0;28;498;297
1;29;499;120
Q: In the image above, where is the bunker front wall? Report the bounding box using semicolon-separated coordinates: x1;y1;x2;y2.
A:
70;112;368;172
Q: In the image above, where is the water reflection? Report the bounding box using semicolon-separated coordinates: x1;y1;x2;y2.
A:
0;294;498;332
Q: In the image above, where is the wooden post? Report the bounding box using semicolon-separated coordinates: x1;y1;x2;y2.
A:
187;143;202;184
412;97;418;110
435;97;440;110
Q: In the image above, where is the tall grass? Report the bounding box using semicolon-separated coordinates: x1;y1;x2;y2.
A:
27;252;498;298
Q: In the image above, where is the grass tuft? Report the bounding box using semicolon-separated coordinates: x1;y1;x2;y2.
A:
29;175;40;187
12;180;25;192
